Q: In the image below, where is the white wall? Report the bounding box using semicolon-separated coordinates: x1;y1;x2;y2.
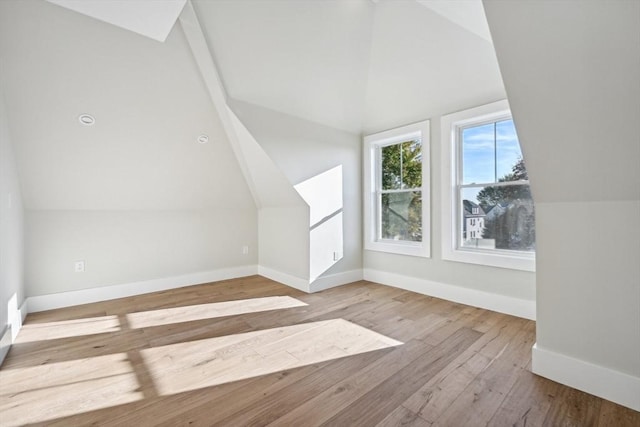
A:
25;210;257;296
229;100;363;280
258;206;310;285
364;114;536;311
484;0;640;410
226;107;310;283
0;88;25;362
0;0;260;302
295;166;344;282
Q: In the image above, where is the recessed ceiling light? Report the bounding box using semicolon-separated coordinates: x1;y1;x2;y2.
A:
197;134;209;144
78;114;95;126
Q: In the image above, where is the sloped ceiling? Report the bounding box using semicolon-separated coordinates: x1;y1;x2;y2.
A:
0;0;254;210
192;0;504;134
45;0;187;42
0;0;503;211
364;0;504;133
484;0;640;203
192;0;375;134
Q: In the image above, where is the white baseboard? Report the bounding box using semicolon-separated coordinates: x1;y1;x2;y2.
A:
532;343;640;411
258;267;363;294
310;269;363;293
0;326;11;366
20;299;28;323
27;265;258;313
258;266;309;292
363;268;536;320
0;299;27;366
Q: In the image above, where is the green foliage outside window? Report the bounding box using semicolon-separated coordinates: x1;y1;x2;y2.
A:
477;158;535;250
380;141;422;241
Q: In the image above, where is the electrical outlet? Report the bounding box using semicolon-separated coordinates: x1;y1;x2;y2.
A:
74;260;85;273
242;246;249;255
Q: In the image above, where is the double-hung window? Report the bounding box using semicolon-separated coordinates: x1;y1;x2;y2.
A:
441;100;535;271
364;121;430;257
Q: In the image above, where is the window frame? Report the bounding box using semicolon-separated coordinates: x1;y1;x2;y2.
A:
364;120;430;258
441;100;535;271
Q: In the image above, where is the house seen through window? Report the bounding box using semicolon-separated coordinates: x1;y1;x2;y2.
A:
441;100;535;271
459;118;535;253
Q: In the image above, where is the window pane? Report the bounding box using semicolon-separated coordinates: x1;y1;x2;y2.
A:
462;123;496;184
496;120;524;182
381;144;401;190
381;191;421;242
460;185;535;251
401;140;422;189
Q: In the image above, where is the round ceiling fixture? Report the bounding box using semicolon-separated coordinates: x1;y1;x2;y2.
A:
197;134;209;144
78;114;95;126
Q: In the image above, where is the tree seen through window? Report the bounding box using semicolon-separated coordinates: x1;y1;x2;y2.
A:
380;140;422;241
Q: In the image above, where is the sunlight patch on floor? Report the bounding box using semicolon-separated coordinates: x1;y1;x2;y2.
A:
0;353;142;426
126;296;308;328
15;315;121;343
141;319;403;395
14;296;308;344
0;296;402;425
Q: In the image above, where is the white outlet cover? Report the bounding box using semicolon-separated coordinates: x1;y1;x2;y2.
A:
74;261;85;272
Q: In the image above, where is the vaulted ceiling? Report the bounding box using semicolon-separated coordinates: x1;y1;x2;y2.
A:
193;0;504;134
0;0;504;210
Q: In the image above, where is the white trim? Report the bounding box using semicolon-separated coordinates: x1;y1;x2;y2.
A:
363;268;535;320
179;3;261;208
310;269;363;293
532;343;640;412
0;299;27;366
363;120;431;258
27;265;258;313
19;299;27;324
258;266;310;293
441;100;535;272
0;326;11;366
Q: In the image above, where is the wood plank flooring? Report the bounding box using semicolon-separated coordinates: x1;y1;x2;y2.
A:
1;276;638;426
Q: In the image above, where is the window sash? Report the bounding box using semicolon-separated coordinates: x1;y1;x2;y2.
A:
375;189;422;243
458;180;529;190
440;100;534;271
363;120;430;258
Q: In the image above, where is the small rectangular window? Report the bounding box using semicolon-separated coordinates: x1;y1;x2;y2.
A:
364;121;430;257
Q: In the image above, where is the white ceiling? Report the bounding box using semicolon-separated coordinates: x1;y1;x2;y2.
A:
364;0;504;133
193;0;504;134
416;0;492;42
0;0;505;211
193;0;375;134
0;0;254;210
45;0;187;42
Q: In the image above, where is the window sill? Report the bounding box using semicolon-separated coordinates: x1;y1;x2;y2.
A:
442;247;535;272
365;240;430;258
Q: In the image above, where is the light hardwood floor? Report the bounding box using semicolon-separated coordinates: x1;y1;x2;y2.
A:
1;276;638;426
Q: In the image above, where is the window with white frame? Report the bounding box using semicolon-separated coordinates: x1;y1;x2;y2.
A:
441;100;535;271
364;121;430;257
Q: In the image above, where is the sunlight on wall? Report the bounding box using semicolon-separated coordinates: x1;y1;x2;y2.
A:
0;353;142;426
141;318;402;395
126;295;307;328
294;165;344;281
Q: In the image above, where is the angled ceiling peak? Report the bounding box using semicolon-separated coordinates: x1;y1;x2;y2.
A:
45;0;187;42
